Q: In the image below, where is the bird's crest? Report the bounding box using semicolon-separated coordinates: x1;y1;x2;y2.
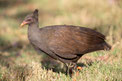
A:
33;9;38;19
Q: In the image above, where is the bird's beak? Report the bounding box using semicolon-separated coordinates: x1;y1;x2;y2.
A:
20;21;28;27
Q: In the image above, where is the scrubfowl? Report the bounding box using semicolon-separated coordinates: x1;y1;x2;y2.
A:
20;9;111;76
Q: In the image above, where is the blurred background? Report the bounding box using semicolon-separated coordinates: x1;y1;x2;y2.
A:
0;0;122;81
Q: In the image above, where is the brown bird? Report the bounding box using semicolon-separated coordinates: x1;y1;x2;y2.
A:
20;9;111;76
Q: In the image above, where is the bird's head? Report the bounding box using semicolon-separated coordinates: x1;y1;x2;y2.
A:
20;9;38;27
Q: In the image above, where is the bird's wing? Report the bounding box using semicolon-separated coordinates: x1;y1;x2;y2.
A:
48;26;105;58
72;26;105;45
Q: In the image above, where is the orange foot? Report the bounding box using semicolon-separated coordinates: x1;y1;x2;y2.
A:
72;67;82;81
73;79;76;81
77;66;82;70
76;66;82;76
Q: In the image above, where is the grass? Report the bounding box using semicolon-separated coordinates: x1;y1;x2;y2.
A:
0;0;122;81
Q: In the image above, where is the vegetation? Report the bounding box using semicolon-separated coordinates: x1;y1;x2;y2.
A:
0;0;122;81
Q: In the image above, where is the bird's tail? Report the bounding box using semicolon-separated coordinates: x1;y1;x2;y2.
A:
103;42;111;51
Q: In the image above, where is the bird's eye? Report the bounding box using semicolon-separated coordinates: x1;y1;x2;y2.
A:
27;19;31;21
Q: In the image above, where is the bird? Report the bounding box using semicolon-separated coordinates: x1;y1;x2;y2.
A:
20;9;111;76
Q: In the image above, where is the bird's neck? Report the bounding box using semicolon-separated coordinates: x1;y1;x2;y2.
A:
28;22;40;41
28;22;40;32
29;22;39;30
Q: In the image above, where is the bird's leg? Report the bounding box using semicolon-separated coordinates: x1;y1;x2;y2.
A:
65;62;83;77
65;64;70;75
65;62;77;77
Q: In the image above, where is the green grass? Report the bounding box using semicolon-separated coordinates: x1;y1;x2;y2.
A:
0;0;122;81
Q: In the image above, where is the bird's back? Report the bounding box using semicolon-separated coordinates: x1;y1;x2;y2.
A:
38;25;108;55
